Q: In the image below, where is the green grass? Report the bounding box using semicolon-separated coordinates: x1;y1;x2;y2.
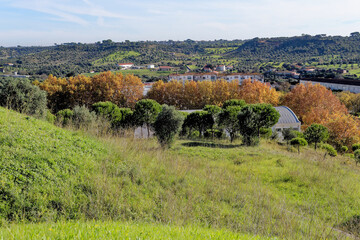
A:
93;51;141;65
84;69;175;78
0;221;271;240
1;107;360;239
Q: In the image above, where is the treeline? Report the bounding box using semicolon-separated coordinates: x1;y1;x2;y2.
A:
3;34;360;78
37;71;143;112
1;72;360;150
147;79;280;109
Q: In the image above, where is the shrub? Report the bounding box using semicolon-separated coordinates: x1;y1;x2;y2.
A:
56;109;74;126
352;143;360;152
153;105;184;148
204;129;223;139
222;99;246;109
322;144;337;159
341;146;349;154
290;137;308;154
354;149;360;165
72;105;97;130
46;110;56;124
0;77;47;116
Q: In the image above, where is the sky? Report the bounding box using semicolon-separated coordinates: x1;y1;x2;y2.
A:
1;0;360;47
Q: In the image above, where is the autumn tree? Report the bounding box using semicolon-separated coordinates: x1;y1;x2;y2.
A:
282;83;348;127
238;79;280;105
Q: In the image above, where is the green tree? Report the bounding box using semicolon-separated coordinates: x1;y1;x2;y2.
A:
352;143;360;152
282;129;303;144
203;105;221;138
322;144;337;159
222;99;246;109
133;99;162;137
153;105;184;148
183;111;213;137
0;77;47;117
112;108;134;130
56;109;74;126
304;124;329;150
218;106;242;143
237;104;280;146
290;137;308;154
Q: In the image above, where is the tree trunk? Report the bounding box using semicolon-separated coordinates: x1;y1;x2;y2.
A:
298;145;300;154
315;142;317;150
147;124;150;138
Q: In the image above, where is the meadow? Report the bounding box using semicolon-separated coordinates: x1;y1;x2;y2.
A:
1;106;360;239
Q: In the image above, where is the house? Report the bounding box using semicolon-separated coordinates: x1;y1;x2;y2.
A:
4;63;14;66
118;63;134;69
159;66;173;71
147;64;155;69
216;65;226;72
300;78;360;93
203;67;212;72
272;106;301;139
143;82;154;96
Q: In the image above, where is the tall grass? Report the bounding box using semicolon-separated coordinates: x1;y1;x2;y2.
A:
1;106;360;239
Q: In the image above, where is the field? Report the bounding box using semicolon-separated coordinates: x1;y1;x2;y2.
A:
85;69;176;78
93;51;141;66
1;107;360;239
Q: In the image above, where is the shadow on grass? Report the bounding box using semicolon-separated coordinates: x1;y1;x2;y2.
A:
181;141;242;149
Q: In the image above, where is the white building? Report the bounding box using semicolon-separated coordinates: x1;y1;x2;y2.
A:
147;64;155;69
169;73;264;84
272;106;301;139
118;63;134;69
300;78;360;93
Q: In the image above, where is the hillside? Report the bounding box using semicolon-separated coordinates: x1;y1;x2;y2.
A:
1;107;360;239
2;35;360;78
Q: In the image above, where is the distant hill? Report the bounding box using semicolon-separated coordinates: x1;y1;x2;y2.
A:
1;34;360;77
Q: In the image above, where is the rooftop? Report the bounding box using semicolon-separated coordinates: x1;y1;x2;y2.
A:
275;106;300;124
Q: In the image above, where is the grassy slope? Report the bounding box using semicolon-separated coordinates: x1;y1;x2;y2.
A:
0;221;270;240
1;107;360;239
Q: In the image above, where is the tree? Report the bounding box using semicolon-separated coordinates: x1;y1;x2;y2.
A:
183;111;213;137
133;99;162;137
304;124;329;150
153;105;184;148
218;106;242;143
237;104;280;145
290;137;308;154
0;77;47;117
354;149;360;165
238;79;280;105
353;143;360;152
322;144;337;159
282;129;302;144
222;99;246;109
282;83;347;127
203;105;221;138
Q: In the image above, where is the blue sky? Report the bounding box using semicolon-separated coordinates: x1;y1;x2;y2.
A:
1;0;360;46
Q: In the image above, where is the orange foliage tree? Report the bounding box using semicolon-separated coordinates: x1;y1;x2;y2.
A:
147;79;277;109
325;113;360;148
40;71;143;112
238;79;279;105
282;83;348;127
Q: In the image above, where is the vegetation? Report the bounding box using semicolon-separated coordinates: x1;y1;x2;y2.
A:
153;105;184;148
4;106;360;238
133;99;162;137
290;137;308;154
304;124;329;150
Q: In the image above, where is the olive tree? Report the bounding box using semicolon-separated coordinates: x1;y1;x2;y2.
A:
153;105;184;148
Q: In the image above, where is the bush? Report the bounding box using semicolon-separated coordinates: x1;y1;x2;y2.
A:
322;144;337;158
290;137;308;154
46;110;56;124
0;77;47;116
56;109;74;126
204;129;223;139
341;146;348;154
352;143;360;152
153;105;184;148
72;105;97;130
354;149;360;165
